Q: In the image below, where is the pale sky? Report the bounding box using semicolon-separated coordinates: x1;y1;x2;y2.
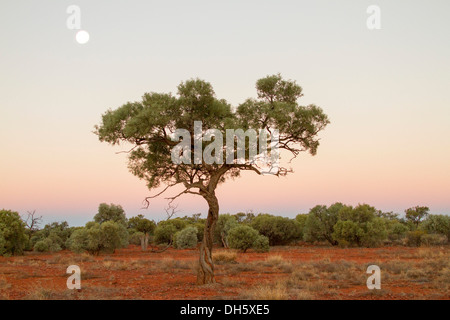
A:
1;0;449;226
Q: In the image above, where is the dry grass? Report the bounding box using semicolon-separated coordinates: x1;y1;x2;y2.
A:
213;250;238;264
242;281;289;300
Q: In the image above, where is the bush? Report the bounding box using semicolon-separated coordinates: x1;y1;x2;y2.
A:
332;204;389;247
421;214;450;240
214;214;238;246
154;224;177;244
0;209;27;256
303;203;344;245
253;235;270;253
228;225;259;252
406;230;426;247
129;231;145;245
30;221;73;250
387;221;409;241
33;238;61;252
67;221;127;255
251;214;302;245
173;226;198;249
420;234;447;246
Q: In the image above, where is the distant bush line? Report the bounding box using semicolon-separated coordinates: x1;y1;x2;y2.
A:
0;203;449;256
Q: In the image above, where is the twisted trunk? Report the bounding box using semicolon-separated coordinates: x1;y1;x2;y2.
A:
197;193;219;284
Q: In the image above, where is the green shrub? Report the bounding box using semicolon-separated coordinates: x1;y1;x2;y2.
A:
214;214;238;246
303;203;344;245
332;220;362;247
251;214;302;245
421;233;447;246
0;209;27;256
129;231;144;245
67;221;127;255
173;226;198;249
33;238;61;252
253;235;270;253
228;225;259;252
406;230;426;247
421;214;450;240
154;224;177;244
387;221;409;241
94;203;127;225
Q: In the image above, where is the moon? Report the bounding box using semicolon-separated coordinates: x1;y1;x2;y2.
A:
76;30;90;44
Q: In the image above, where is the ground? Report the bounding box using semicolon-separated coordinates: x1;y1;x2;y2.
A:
0;244;449;300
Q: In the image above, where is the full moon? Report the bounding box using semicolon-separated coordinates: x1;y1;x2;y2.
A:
76;30;90;44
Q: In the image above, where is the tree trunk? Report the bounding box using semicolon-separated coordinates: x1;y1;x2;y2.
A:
197;194;220;285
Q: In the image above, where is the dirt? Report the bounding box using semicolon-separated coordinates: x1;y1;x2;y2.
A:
0;245;448;300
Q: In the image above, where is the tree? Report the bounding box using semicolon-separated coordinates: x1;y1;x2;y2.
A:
95;74;329;284
304;203;344;245
94;203;127;225
128;215;156;250
0;209;27;256
405;206;429;228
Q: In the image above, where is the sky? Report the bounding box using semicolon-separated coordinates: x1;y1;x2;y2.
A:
1;0;449;226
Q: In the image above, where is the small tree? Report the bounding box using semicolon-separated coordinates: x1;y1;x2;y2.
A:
251;214;302;245
227;225;259;253
405;206;429;228
128;215;156;250
421;214;450;240
94;203;127;225
0;209;27;256
214;214;238;248
304;203;344;245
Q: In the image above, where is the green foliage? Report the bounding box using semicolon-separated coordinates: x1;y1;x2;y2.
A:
251;214;302;245
128;215;156;235
332;204;388;247
129;231;145;245
303;203;344;245
33;238;61;252
94;203;127;225
214;214;238;246
173;226;198;249
154;224;177;244
0;209;27;256
295;214;308;240
405;206;429;228
67;221;127;255
227;225;259;253
30;221;73;251
387;221;409;241
421;214;450;240
253;234;270;253
406;230;426;247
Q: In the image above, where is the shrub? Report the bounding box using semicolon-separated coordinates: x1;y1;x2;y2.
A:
30;221;74;251
421;214;450;240
406;230;426;247
214;214;238;246
213;250;238;263
421;234;447;246
253;235;270;253
387;221;409;241
33;238;61;252
228;225;259;252
251;214;302;245
67;221;126;255
129;231;144;245
332;204;389;247
0;209;27;256
295;214;308;240
154;224;177;244
303;203;344;245
173;226;198;249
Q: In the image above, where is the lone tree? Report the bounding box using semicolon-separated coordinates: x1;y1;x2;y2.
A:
95;74;329;284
